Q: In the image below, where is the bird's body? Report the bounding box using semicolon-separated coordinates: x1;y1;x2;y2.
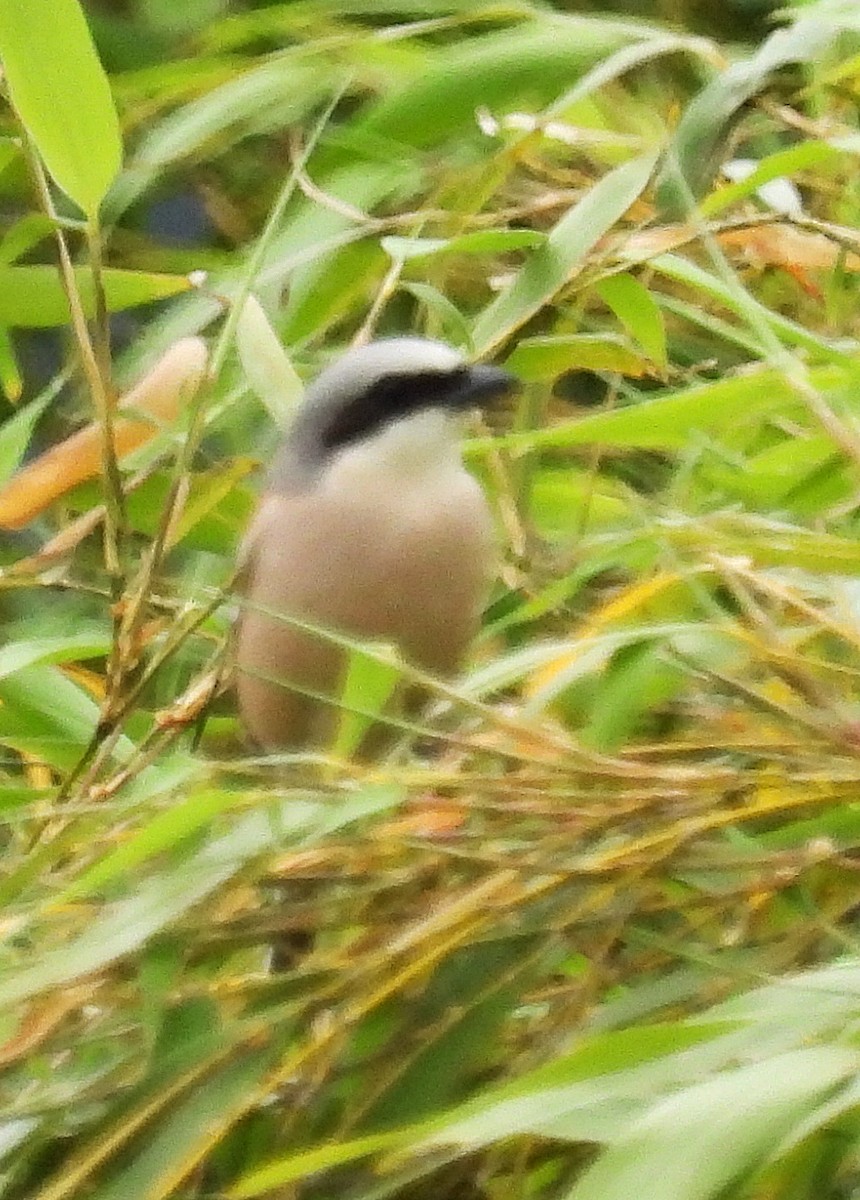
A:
235;338;513;751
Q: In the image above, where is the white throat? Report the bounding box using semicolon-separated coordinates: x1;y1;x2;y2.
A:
321;410;464;495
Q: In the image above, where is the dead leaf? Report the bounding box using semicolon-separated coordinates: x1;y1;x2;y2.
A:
718;222;860;274
0;337;208;529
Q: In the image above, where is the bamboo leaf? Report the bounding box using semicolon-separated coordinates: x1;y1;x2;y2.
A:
596;274;667;371
472;152;659;355
236;295;303;429
568;1047;858;1200
0;265;191;327
0;0;121;215
480;364;851;453
505;334;654;380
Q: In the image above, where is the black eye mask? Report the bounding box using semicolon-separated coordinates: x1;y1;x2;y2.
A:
319;368;467;452
320;364;513;452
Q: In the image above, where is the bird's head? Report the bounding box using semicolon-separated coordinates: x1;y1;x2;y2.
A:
271;337;515;487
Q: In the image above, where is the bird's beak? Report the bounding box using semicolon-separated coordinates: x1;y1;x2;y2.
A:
448;363;518;411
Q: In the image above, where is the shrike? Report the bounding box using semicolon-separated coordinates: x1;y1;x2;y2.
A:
236;336;514;751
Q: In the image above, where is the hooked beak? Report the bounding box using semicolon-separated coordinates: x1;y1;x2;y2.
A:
447;362;518;411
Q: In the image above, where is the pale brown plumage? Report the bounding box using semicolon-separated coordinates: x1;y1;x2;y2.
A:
235;338;514;752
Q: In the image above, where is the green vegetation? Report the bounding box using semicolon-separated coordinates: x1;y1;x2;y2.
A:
2;1;860;1196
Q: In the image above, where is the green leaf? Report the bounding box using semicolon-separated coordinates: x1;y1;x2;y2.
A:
0;1118;38;1165
596;273;667;371
331;643;401;759
0;664;126;774
108;56;326;218
361;936;543;1130
699;141;840;218
401;281;473;350
165;458;256;550
472;151;659;355
0;326;21;402
657;12;857;215
0;0;121;215
0;265;191;327
142;0;228;37
422;1022;736;1153
0;786;399;1007
0;389;54;483
582;640;685;752
702;432;841;507
645;254;850;358
232;1022;728;1196
657;294;764;357
357;18;658;148
568;1047;858;1200
711;961;860;1027
231;1128;405;1198
0;213;56;266
674;512;860;576
55;789;242;902
0;633;110;682
277;163;409;343
505;334;654;380
281;238;384;345
0;805;315;1008
92;1043;280;1200
382;229;546;261
481;364;849;453
236;295;304;429
529;468;632;537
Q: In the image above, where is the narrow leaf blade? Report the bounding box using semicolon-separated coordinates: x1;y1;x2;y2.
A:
472;152;658;355
0;0;122;215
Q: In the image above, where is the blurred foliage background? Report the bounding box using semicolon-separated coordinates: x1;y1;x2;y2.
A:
3;1;860;1197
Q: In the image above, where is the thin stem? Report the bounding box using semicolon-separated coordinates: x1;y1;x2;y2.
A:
209;76;352;378
21;138;126;574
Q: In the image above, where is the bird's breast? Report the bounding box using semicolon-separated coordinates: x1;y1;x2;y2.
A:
236;460;494;749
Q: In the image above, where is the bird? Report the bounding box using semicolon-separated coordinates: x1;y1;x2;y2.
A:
235;336;515;753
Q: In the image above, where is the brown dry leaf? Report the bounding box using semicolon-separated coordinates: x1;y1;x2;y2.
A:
4;505;107;575
525;570;684;699
378;800;467;838
470;710;573;763
0;337;208;530
719;223;860;277
154;669;224;730
0;983;98;1067
61;663;107;700
268;848;338;877
623;222;860;292
21;751;54;790
622;223;698;261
